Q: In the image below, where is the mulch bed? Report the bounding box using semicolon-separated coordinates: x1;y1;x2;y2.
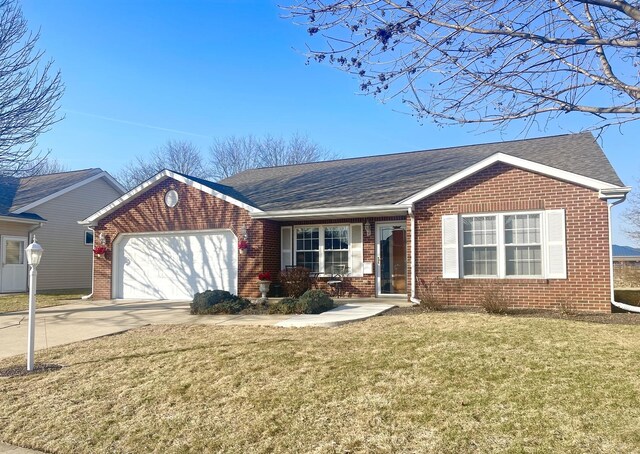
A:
384;306;640;325
0;363;63;378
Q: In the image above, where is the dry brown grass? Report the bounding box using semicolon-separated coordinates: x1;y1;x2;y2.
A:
0;289;87;314
1;313;639;453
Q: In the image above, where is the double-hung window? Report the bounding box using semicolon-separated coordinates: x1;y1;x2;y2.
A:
462;216;498;277
504;214;542;277
293;225;350;274
324;226;349;274
295;227;320;272
446;210;565;279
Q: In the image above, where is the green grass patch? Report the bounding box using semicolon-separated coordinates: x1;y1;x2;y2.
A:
0;313;639;452
615;289;640;307
0;288;87;314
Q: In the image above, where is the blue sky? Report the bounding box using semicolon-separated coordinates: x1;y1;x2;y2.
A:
21;0;639;245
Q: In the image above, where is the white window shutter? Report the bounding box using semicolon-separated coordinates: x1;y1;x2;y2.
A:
350;223;363;277
545;209;567;279
442;215;459;278
281;226;293;270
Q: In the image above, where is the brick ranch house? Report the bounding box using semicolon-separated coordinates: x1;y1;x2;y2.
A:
81;133;630;313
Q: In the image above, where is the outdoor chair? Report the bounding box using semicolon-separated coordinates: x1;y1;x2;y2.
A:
327;265;348;298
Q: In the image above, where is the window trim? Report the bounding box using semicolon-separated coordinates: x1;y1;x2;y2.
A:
460;210;546;279
293;224;351;276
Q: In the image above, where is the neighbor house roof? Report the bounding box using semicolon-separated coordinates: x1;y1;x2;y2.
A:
219;132;625;211
0;168;125;222
613;245;640;258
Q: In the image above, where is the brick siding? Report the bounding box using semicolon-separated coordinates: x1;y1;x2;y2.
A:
413;162;612;313
94;164;613;313
93;178;274;299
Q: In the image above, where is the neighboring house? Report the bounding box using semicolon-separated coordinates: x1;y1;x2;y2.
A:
81;133;629;313
613;245;640;267
0;169;125;292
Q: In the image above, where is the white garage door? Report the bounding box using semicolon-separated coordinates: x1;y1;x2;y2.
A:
115;230;237;300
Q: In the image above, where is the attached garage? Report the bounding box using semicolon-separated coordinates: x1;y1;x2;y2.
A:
113;230;237;300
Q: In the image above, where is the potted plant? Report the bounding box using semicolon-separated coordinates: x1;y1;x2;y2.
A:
93;245;107;258
258;272;271;299
238;239;249;255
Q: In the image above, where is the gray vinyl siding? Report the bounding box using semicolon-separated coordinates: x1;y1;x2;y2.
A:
30;178;122;290
0;220;32;237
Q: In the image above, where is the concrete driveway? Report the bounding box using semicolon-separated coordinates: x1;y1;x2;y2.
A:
0;299;289;360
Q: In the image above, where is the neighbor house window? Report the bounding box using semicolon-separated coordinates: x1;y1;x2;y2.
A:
85;230;94;246
295;225;350;274
461;212;543;278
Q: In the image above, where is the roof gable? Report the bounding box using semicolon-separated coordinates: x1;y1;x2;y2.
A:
1;168;125;216
80;170;263;225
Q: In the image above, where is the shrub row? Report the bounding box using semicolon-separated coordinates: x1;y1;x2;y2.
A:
269;290;334;314
190;290;250;315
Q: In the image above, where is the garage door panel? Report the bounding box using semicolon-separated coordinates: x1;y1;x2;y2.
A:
116;231;237;300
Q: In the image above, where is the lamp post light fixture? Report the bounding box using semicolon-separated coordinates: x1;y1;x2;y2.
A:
25;238;43;371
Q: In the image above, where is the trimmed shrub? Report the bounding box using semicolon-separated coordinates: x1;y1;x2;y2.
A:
280;267;311;297
297;289;334;314
268;297;299;314
191;290;250;315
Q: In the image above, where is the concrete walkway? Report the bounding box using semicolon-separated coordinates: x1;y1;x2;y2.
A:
0;299;289;360
276;303;396;327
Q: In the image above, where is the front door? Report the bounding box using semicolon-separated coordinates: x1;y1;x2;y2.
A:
1;236;28;293
376;223;407;296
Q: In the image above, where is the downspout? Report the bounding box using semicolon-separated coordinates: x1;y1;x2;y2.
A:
607;194;640;313
409;204;420;305
81;226;95;300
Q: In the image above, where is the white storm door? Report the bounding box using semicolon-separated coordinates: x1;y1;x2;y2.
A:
1;236;28;293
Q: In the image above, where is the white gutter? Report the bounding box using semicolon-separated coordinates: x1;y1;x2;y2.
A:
81;226;96;300
605;191;640;313
408;204;420;305
251;204;409;220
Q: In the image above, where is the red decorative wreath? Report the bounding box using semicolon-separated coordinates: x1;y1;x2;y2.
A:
93;245;107;255
238;239;249;250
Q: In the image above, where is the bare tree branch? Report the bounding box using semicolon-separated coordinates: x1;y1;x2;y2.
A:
118;140;206;190
284;0;640;131
209;133;335;180
0;0;64;176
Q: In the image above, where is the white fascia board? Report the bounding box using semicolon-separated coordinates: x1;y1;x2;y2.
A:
13;172;121;214
399;153;624;205
251;205;409;220
79;170;262;225
0;215;46;225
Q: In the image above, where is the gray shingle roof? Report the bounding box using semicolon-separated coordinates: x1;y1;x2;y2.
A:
0;168;104;218
217;132;623;211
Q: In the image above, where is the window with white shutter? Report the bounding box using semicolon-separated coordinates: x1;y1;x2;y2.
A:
444;210;567;279
281;226;293;270
545;209;567;279
350;223;364;277
442;215;460;278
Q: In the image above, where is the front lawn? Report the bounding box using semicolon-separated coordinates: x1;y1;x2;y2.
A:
0;289;87;314
1;313;639;452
